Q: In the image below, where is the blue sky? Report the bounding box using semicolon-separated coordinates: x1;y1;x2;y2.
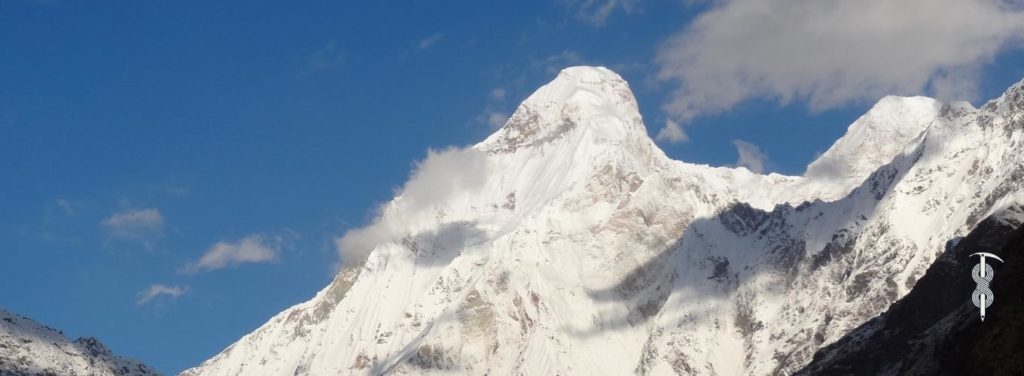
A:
2;1;1023;373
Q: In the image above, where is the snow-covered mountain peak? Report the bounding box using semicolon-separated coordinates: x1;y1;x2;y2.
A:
805;95;940;189
183;68;1024;376
480;66;648;155
527;66;635;109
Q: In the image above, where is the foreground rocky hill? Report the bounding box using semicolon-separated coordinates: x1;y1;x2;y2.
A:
0;309;160;376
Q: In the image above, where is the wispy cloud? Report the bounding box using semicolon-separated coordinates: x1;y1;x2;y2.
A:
100;208;164;248
655;0;1024;138
732;139;769;174
55;199;78;215
562;0;639;26
417;33;445;51
182;234;284;273
307;40;345;72
164;182;189;196
136;284;186;306
39;198;91;244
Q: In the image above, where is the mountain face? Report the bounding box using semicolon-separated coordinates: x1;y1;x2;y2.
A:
182;66;1024;376
0;309;160;376
796;204;1024;375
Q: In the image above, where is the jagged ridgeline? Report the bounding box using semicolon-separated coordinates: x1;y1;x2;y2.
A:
180;66;1024;375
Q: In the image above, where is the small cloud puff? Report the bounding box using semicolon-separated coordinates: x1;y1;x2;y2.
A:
182;233;286;274
100;208;164;248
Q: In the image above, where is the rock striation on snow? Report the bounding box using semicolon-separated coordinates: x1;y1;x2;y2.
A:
182;66;1024;375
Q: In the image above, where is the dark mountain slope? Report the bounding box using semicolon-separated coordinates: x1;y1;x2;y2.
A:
797;205;1024;375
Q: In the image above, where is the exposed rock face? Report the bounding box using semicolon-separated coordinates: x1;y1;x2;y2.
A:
182;66;1024;375
797;205;1024;376
0;309;161;376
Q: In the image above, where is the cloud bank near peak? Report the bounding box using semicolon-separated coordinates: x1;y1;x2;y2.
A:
655;0;1024;140
335;147;489;267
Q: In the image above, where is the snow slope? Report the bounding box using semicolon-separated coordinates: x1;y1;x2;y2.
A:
0;309;160;376
182;66;1024;375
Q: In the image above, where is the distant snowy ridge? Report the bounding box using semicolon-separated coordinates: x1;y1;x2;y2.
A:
183;66;1024;375
0;309;160;376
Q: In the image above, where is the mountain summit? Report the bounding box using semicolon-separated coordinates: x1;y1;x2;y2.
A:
481;66;648;154
804;95;940;190
183;67;1024;375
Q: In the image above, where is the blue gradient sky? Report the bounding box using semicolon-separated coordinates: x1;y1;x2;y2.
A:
2;1;1023;373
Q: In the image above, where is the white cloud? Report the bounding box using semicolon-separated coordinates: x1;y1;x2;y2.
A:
100;208;164;247
335;147;489;266
308;40;345;71
732;139;769;174
655;119;689;143
929;67;983;103
395;147;489;213
418;33;444;50
136;284;186;306
563;0;639;26
655;0;1024;135
183;234;282;273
